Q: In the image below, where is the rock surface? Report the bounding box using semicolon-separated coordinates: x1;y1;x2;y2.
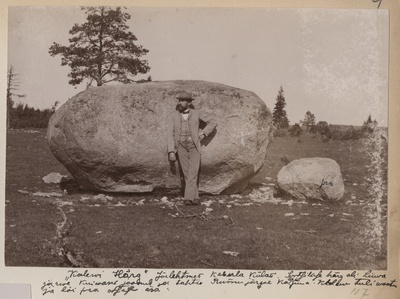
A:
42;172;67;184
47;80;273;194
277;158;344;201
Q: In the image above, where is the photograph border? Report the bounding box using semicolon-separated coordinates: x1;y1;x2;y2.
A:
0;0;399;298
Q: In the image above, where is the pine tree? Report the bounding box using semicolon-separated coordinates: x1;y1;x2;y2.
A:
363;114;377;133
272;86;289;129
49;6;150;87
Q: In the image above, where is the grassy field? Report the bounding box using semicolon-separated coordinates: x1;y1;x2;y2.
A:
5;129;387;269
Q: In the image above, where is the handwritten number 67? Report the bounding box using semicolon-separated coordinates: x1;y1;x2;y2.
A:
351;288;369;299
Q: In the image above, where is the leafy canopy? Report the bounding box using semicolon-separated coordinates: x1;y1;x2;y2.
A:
49;6;150;87
301;111;316;132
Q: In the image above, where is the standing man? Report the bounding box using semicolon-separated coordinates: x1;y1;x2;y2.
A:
167;91;217;205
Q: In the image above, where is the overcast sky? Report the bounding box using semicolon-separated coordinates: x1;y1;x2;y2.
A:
8;6;388;126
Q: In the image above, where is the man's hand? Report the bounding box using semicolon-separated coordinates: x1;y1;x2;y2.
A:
169;152;177;162
199;133;206;140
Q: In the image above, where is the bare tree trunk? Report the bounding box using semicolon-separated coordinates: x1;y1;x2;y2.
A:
7;66;26;129
6;67;13;129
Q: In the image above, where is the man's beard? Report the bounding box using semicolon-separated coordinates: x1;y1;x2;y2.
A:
176;103;193;112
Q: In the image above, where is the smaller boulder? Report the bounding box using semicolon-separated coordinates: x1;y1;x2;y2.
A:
42;172;68;184
277;158;344;201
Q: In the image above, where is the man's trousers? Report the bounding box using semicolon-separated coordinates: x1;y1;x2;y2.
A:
177;140;200;201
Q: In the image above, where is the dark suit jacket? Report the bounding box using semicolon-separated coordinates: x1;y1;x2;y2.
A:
167;108;217;154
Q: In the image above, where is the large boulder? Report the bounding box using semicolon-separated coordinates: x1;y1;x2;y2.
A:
47;80;273;194
277;158;344;201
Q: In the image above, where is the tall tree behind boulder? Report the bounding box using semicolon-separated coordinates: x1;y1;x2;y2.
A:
49;6;150;88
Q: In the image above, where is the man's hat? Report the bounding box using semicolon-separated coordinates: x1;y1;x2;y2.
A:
176;91;194;101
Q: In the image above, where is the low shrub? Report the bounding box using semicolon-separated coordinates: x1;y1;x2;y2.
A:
330;126;364;141
273;128;288;137
288;123;302;137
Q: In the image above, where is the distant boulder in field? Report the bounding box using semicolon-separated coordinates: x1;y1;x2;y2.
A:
277;158;344;201
47;80;273;194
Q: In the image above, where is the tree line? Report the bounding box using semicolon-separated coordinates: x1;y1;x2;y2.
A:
7;66;58;128
271;86;379;140
8;101;59;129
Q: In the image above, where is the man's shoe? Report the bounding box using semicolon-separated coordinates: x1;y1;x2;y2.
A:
183;199;200;205
191;199;200;205
183;199;193;205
